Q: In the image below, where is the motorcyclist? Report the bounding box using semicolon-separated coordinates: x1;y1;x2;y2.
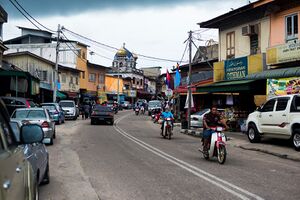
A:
160;108;174;135
202;105;228;153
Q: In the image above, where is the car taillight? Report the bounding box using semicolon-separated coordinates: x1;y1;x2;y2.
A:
26;101;31;108
41;121;50;128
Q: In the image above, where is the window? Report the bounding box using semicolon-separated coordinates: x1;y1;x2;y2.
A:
226;32;235;59
0;113;16;148
62;74;66;83
276;97;289;111
250;34;259;55
286;14;298;41
82;72;85;79
76;77;79;85
82;51;86;59
291;96;300;112
99;74;105;84
261;99;276;112
89;73;96;82
70;76;74;84
38;70;48;81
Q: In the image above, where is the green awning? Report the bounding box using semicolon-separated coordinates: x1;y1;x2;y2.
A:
196;80;257;93
0;70;28;77
246;67;300;80
56;91;67;99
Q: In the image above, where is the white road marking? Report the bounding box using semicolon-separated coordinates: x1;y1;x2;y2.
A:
114;113;265;200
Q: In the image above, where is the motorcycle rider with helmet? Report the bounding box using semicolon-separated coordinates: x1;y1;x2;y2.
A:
160;107;174;136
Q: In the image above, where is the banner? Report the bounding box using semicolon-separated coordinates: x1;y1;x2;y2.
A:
267;77;300;98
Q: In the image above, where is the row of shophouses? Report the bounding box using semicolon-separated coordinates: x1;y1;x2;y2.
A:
0;6;163;105
171;0;300;130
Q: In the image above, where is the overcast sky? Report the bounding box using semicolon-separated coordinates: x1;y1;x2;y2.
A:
1;0;251;71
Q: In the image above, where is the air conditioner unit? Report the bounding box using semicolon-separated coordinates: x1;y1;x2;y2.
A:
242;24;259;36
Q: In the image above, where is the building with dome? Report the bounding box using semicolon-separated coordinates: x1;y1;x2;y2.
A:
107;43;145;103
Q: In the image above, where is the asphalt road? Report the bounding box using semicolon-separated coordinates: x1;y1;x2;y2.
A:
40;110;300;200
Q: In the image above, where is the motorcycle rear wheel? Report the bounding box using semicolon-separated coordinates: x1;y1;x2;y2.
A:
168;128;172;140
217;145;226;164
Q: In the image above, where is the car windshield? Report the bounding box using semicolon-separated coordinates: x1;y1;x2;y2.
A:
12;110;46;119
149;101;160;107
42;105;57;111
195;109;210;116
59;102;74;107
94;106;112;112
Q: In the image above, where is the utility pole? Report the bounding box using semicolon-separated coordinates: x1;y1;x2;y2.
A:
117;62;120;104
53;24;61;102
187;30;193;129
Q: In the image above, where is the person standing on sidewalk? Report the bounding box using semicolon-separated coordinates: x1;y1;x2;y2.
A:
202;105;228;154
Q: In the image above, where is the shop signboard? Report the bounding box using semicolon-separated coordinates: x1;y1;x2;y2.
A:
267;40;300;65
267;77;300;99
165;89;173;97
224;57;248;80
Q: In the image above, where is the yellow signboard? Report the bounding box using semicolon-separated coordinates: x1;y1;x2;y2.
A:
267;40;300;65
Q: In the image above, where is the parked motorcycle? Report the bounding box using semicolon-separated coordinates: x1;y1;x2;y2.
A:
200;127;227;164
135;107;140;115
162;118;173;140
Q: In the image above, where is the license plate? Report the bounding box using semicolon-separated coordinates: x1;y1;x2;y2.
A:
99;118;104;120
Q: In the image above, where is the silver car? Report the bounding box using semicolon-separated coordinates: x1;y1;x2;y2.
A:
59;100;77;120
191;108;225;128
10;121;50;186
11;108;56;145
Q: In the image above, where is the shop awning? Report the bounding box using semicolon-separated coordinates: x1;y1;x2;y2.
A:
56;91;67;99
246;67;300;80
196;80;259;93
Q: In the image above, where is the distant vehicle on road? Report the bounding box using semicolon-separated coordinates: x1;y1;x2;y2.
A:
41;102;65;124
0;99;42;200
246;94;300;151
90;105;114;125
0;96;36;116
11;108;56;145
121;101;132;109
59;100;77;120
148;100;162;116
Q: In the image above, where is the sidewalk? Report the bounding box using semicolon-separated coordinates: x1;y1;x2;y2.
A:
178;127;300;162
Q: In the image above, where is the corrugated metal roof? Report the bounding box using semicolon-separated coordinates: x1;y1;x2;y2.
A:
181;71;213;85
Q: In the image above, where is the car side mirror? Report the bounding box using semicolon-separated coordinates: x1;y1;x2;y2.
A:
20;124;44;144
256;106;262;112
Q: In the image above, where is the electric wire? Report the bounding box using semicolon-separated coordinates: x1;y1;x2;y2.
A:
12;0;56;33
8;0;42;30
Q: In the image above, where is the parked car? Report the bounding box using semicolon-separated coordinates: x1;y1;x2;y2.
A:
10;121;50;186
59;100;77;120
90;105;114;125
148;100;162;116
246;94;300;151
0;99;41;200
11;108;56;145
190;108;225;128
0;96;36;116
121;101;132;109
41;102;65;124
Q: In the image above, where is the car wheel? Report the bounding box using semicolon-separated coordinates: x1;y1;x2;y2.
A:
34;178;39;200
247;124;260;143
49;137;54;145
42;163;50;184
292;129;300;151
110;120;114;125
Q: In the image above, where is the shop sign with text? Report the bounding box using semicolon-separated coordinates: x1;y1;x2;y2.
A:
267;40;300;65
224;57;248;80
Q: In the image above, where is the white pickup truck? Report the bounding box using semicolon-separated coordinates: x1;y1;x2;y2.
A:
246;94;300;151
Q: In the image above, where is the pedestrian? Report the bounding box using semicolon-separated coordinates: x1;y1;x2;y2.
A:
83;103;90;120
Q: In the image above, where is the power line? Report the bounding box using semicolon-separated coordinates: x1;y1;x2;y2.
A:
62;27;184;63
12;0;56;33
8;0;42;31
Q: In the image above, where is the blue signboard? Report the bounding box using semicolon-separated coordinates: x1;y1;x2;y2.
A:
224;57;248;80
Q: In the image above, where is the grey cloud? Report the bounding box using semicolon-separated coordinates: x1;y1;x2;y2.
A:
1;0;202;18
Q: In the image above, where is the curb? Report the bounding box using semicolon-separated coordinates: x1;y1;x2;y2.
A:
235;145;300;162
179;129;300;162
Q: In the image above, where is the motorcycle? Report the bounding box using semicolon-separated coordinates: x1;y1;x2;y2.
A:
140;106;145;115
135;107;140;115
200;127;227;164
151;108;161;122
162;118;173;140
